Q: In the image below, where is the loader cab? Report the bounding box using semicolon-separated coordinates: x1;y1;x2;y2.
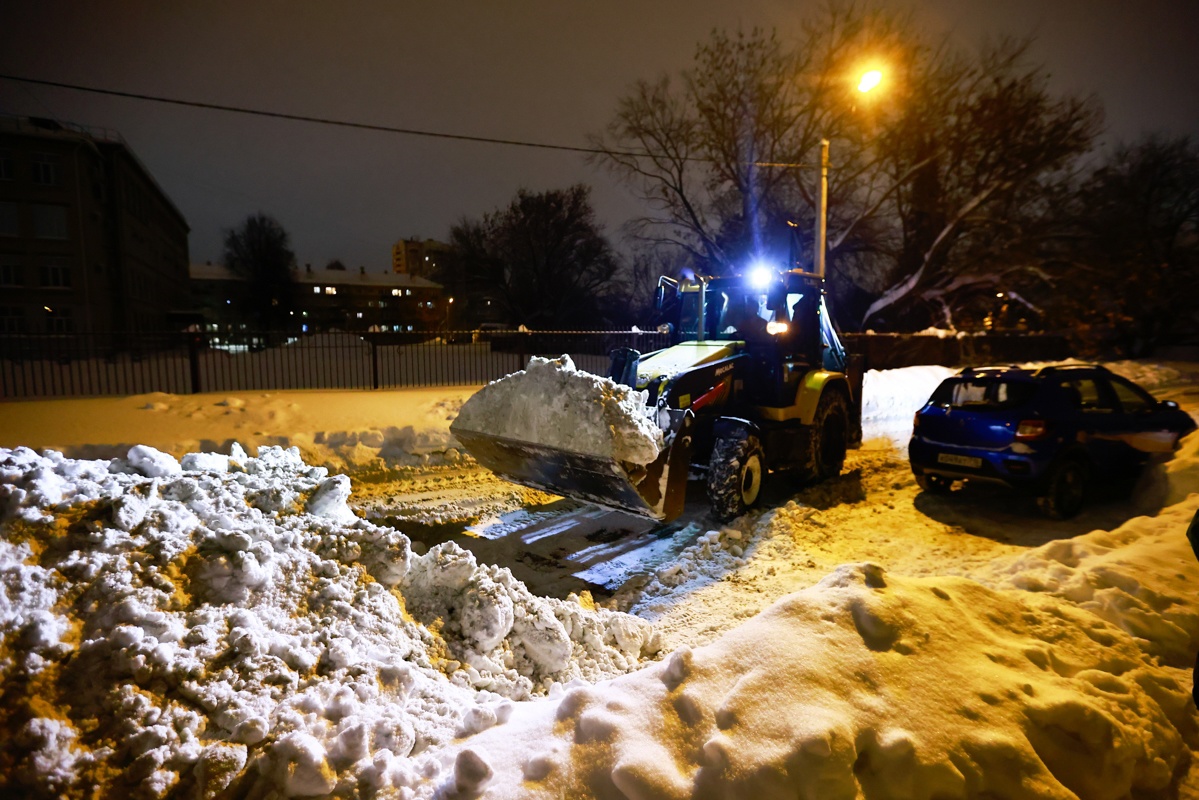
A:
661;273;829;410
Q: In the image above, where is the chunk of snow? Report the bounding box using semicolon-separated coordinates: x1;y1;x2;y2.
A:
451;355;663;465
125;445;182;477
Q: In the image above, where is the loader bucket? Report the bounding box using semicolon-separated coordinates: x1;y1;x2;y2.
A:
452;409;695;521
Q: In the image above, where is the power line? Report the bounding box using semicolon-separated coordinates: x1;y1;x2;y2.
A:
0;73;631;157
0;73;812;169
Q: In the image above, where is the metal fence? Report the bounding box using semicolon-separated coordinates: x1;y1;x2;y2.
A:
0;330;671;399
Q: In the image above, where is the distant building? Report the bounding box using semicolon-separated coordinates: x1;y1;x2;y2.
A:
391;237;448;279
190;262;446;332
0;115;191;338
387;237;505;328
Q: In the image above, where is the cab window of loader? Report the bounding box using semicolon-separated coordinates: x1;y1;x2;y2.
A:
718;292;777;340
678;291;730;339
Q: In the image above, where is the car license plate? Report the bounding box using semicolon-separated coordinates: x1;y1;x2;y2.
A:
937;453;982;468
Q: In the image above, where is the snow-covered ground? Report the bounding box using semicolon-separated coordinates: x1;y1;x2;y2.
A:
1;359;1198;798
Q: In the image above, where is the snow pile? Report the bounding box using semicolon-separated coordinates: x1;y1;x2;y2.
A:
860;365;955;449
0;445;658;798
438;562;1195;799
0;389;477;474
979;498;1199;666
451;355;663;465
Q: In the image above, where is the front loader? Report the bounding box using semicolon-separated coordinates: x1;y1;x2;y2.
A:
451;267;863;522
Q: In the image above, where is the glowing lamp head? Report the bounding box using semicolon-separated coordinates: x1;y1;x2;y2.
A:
858;69;882;93
747;264;774;290
766;321;789;336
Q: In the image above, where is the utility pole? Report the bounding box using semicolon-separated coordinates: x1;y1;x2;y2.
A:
814;138;829;281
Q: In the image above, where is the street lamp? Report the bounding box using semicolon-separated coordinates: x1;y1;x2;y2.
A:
813;68;883;281
858;69;882;93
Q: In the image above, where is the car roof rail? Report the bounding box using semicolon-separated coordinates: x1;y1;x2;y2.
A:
1032;362;1106;377
959;364;1025;376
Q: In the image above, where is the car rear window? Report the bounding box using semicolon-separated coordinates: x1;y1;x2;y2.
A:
929;378;1038;411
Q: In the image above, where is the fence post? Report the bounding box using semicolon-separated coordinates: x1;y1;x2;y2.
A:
187;334;202;394
370;335;380;390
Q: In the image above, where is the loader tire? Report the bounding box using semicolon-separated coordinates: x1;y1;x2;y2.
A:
804;389;849;482
707;433;765;521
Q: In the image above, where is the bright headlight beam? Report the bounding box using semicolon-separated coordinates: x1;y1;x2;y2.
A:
748;265;774;289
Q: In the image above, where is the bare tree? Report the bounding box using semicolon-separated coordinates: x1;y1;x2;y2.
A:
1060;135;1199;354
446;186;622;329
591;6;913;279
861;39;1101;328
222;213;296;329
592;7;1100;331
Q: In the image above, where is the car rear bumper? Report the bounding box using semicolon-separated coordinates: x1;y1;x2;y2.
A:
908;436;1051;487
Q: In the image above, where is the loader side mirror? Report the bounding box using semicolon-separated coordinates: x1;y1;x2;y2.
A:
654;285;666;311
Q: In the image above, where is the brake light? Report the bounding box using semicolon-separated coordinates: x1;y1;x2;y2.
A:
1015;419;1048;440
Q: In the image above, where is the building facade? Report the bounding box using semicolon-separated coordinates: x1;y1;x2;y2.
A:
390;237;448;280
191;262;446;333
0;115;191;338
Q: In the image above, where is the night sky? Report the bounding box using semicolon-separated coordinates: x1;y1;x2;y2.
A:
2;1;1197;271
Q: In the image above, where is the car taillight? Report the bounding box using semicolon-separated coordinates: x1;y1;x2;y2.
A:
1015;419;1048;440
912;411;921;433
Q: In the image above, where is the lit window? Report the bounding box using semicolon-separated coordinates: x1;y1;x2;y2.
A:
313;286;320;294
355;312;363;319
391;288;402;296
405;289;412;296
325;286;337;295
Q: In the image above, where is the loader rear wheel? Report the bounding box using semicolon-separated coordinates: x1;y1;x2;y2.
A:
707;433;764;521
803;389;849;482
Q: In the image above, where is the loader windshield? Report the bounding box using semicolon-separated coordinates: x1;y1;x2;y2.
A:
678;288;779;341
677;290;729;339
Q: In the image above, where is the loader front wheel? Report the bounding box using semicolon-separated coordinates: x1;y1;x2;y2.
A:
707;433;765;521
804;389;849;482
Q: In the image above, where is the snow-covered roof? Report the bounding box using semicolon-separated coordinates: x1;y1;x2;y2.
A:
189;262;441;289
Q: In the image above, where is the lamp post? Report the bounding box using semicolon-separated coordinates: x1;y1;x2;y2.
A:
813;68;882;282
814;138;829;281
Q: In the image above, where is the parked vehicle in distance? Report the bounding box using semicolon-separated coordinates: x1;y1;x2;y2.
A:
909;363;1196;519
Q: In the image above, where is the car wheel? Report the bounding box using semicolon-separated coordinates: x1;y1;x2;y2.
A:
708;433;765;521
915;472;953;494
1037;458;1089;520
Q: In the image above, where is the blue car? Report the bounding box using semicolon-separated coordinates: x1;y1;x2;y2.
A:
909;363;1196;518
